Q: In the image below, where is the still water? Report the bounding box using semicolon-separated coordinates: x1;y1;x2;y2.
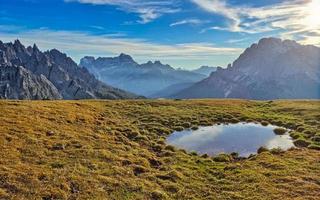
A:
167;123;294;157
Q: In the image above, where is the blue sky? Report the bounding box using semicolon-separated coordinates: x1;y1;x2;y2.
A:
0;0;319;69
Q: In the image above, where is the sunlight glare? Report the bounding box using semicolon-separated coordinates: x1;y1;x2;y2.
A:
304;0;320;29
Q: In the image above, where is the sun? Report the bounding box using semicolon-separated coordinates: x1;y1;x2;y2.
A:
304;0;320;29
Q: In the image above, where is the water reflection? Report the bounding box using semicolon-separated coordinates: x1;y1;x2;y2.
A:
167;123;294;157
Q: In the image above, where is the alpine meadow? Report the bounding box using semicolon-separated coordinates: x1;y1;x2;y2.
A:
0;0;319;200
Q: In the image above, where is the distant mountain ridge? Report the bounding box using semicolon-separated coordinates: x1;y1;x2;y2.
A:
80;54;211;96
0;40;140;100
191;66;217;76
173;38;320;99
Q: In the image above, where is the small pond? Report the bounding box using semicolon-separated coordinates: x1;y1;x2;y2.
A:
166;122;294;157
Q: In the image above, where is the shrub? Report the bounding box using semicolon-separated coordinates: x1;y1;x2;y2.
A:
261;121;269;126
157;140;166;145
149;158;162;168
173;126;184;131
199;120;211;126
151;190;168;200
135;134;148;141
294;139;311;147
51;143;65;151
179;149;187;154
201;154;209;158
133;165;148;176
290;132;302;139
152;144;163;152
230;152;239;159
297;126;305;132
161;151;175;157
270;148;284;155
312;135;320;142
257;147;268;154
273;128;287;135
51;162;64;169
164;184;179;193
303;130;315;137
230;118;240;123
190;151;198;156
182;122;191;128
165;145;176;152
308;144;320;150
191;126;199;130
212;154;231;162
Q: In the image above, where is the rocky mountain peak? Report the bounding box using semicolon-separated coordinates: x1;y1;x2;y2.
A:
257;37;281;47
80;53;205;96
154;61;162;65
173;38;320;100
146;61;153;65
255;37;299;53
119;53;134;62
13;39;23;47
49;48;66;58
80;56;95;66
33;44;40;52
13;39;26;53
0;40;140;100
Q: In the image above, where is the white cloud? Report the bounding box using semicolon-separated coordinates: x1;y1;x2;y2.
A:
65;0;180;23
170;19;208;27
192;0;320;45
0;26;242;67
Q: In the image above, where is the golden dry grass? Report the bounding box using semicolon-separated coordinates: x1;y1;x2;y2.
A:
0;99;319;199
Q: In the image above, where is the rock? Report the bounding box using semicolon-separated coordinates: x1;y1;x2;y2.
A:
46;131;55;136
148;158;162;168
51;143;65;151
0;65;62;100
133;165;148;176
0;40;140;100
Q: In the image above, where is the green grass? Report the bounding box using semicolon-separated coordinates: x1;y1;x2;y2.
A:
0;99;319;199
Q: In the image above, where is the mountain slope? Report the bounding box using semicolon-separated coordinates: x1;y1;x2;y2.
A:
173;38;320;99
0;40;139;100
0;64;62;99
150;82;194;98
80;54;206;96
191;66;217;76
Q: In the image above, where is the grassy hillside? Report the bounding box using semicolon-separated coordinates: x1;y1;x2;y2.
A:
0;100;319;200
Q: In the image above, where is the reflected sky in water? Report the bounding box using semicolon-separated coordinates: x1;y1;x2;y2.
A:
167;123;294;157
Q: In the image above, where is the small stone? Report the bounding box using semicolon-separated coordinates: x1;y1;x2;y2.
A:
46;131;55;136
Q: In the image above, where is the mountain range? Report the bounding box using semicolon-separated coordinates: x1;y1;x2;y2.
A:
1;38;319;100
0;40;140;100
173;38;320;99
191;66;217;76
80;54;216;97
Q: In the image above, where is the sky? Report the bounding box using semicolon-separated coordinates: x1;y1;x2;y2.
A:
0;0;319;69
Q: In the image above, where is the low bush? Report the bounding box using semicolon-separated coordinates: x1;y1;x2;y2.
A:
294;139;311;147
212;154;231;162
165;145;176;152
273;128;287;135
173;126;184;131
257;146;268;154
191;126;199;130
308;144;320;150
